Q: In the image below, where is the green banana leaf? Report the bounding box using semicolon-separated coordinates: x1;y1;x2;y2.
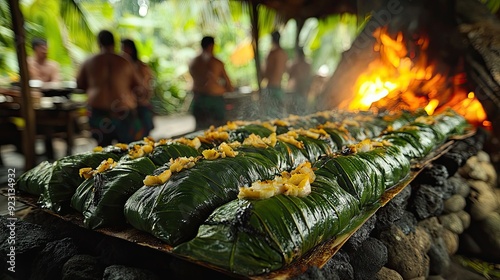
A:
148;142;200;166
228;124;274;142
296;134;335;161
355;145;411;190
173;160;362;276
431;108;469;136
154;109;467;276
16;161;53;195
124;132;333;245
123;168;165;232
318;156;384;207
321;127;356;149
71;157;156;229
125;149;282;245
124;110;423;246
380;127;436;160
19;146;125;213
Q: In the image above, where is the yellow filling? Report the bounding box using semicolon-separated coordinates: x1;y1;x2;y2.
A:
345;139;393;154
79;158;117;179
243;133;277;148
143;156;199;186
277;131;304;149
174;137;202;149
128;144;154;159
238;162;315;199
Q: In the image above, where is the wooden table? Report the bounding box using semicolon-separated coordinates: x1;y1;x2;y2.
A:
0;89;86;160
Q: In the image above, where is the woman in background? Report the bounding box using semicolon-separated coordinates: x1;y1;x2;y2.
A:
121;38;155;137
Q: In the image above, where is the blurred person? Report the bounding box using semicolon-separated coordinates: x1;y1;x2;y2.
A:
189;36;234;130
76;30;144;146
261;30;288;119
27;38;61;83
121;38;155;137
286;47;312;115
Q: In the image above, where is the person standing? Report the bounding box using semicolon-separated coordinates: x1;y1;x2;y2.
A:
27;38;61;83
121;38;155;137
189;36;234;130
76;30;143;146
261;30;288;119
286;47;312;115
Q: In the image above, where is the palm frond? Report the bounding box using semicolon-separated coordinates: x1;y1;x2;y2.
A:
60;0;95;53
481;0;500;13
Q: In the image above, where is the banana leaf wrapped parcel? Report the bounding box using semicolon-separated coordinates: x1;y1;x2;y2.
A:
71;156;156;229
124;130;336;246
171;110;468;276
14;107;470;278
17;145;126;212
378;109;468;160
147;140;201;166
16;161;53;196
172;141;410;276
123;109;453;247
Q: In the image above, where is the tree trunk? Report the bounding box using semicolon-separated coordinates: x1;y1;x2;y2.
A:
8;0;36;170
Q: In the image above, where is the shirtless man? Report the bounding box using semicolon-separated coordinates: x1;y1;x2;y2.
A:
189;36;234;130
261;31;288;119
76;30;143;146
287;47;312;115
27;38;60;83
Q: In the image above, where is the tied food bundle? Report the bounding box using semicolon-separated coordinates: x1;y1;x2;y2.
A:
16;108;468;276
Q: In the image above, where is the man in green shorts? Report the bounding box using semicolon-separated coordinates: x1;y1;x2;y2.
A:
189;36;234;130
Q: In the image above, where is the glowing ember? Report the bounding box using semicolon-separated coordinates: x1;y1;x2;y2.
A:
343;26;488;127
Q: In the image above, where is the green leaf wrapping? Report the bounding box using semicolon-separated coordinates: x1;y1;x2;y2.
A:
24;147;125;213
124;110;421;246
71;157;156;229
322;127;355;148
124;135;335;245
296;135;336;162
172;162;362;276
125;151;280;245
431;109;469;136
354;145;411;190
148;142;200;166
228;124;274;142
16;161;53;195
171;109;468;276
318;156;385;207
380;118;454;160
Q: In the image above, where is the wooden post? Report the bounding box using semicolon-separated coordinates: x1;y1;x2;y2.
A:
8;0;36;170
250;1;262;92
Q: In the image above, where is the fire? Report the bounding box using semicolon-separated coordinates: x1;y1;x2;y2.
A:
343;27;488;127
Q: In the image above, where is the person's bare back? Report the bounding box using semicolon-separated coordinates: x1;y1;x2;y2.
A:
287;56;312;94
77;52;139;112
263;47;288;88
189;54;233;96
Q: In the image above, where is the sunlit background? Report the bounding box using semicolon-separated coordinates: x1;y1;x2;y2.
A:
0;0;359;115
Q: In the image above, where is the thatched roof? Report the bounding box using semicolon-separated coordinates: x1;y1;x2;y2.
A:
241;0;358;21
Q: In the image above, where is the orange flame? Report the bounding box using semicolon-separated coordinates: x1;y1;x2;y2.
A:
343;27;488;126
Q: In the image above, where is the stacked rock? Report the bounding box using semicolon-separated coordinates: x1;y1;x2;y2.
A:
459;151;500;262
